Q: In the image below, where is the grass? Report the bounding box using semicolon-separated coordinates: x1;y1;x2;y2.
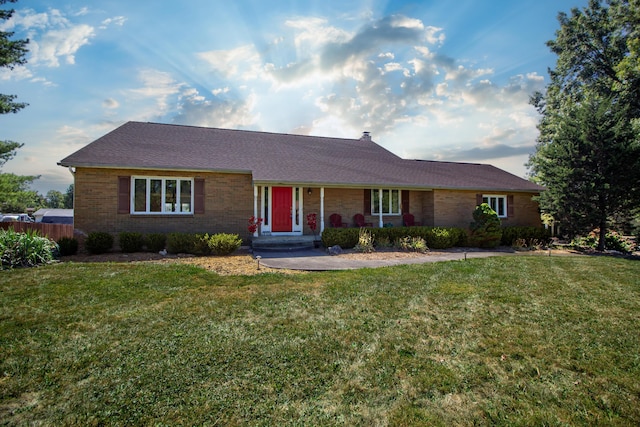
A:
1;256;639;425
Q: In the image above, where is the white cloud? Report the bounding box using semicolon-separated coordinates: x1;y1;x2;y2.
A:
425;26;445;45
172;89;256;129
30;24;95;66
127;69;184;114
197;45;262;80
100;16;127;29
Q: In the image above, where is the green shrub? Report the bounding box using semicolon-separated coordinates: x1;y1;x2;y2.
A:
374;235;393;249
468;204;502;248
166;233;198;254
572;229;635;253
321;228;360;249
57;237;78;256
0;228;57;269
145;233;166;252
323;226;466;250
193;233;213;256
354;228;375;253
206;233;242;256
119;232;144;253
501;226;551;246
85;232;114;255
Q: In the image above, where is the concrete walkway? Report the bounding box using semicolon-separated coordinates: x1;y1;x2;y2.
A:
252;247;528;271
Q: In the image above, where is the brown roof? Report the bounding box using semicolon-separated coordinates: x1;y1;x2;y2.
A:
58;121;543;192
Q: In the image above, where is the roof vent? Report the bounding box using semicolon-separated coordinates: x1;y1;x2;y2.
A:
361;131;371;141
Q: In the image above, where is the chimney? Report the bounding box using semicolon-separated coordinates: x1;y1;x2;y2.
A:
361;131;371;141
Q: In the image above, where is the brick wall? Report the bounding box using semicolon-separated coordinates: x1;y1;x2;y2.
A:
432;189;542;228
74;168;254;237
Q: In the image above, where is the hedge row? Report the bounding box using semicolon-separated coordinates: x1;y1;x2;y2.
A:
80;231;242;256
321;226;467;249
322;225;551;249
500;226;552;246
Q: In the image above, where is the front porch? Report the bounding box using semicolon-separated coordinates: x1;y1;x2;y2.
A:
251;185;432;238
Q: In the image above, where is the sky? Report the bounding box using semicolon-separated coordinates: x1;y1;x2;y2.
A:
1;0;588;194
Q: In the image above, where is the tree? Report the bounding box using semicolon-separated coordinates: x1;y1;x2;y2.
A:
0;0;39;213
63;184;74;208
528;0;640;251
0;0;28;115
45;190;65;208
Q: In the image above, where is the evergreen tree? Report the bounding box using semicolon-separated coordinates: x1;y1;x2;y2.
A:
528;0;640;250
0;0;39;212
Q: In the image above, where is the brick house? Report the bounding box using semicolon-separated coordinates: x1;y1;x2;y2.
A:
58;121;543;239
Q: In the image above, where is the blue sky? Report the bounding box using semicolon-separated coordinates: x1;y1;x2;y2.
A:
1;0;587;194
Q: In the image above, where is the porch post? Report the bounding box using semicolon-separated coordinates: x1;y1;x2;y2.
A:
378;188;383;227
320;187;325;233
253;185;259;237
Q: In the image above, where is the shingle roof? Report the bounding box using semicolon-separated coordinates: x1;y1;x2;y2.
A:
58;121;543;192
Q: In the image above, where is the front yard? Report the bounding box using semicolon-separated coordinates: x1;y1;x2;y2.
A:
1;255;639;425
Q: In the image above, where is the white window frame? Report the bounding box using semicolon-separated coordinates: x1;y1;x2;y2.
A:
483;195;507;218
131;176;194;215
372;189;401;215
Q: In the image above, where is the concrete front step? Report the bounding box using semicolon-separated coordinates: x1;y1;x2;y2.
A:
252;236;318;252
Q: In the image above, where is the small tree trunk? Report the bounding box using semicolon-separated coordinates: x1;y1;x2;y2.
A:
598;220;607;252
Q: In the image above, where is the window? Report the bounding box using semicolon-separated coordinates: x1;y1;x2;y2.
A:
483;195;507;218
132;177;193;214
372;189;401;215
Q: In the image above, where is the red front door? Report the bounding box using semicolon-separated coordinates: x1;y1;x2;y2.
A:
272;187;292;232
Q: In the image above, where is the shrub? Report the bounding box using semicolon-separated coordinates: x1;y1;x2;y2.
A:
193;233;213;256
206;233;242;255
57;237;78;256
321;228;360;249
119;232;144;253
374;235;393;249
354;228;375;253
323;226;467;250
572;229;635;253
85;232;114;255
501;226;551;246
166;233;198;254
145;233;166;252
0;228;57;269
396;236;429;253
468;204;502;248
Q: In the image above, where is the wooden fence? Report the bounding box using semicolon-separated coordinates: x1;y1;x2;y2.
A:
0;222;74;241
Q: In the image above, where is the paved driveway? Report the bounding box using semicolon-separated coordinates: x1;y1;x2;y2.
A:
252;247;531;271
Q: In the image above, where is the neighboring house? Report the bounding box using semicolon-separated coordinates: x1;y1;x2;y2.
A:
33;208;74;225
58;121;543;239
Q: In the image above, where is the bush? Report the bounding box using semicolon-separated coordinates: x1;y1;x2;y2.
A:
145;233;166;252
193;233;213;256
206;233;242;256
57;237;78;256
166;233;199;254
468;204;502;248
119;232;144;253
501;226;551;246
0;228;57;269
85;232;114;255
323;226;467;250
321;228;360;249
572;229;635;253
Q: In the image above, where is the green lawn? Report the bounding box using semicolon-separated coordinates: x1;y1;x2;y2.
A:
1;256;639;426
